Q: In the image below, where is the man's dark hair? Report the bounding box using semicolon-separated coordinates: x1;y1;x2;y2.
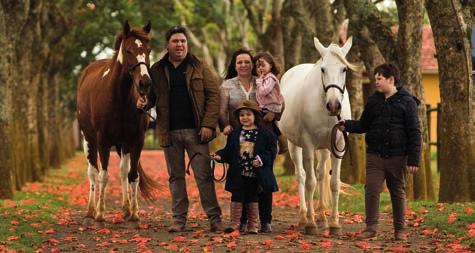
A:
165;26;188;42
224;47;257;79
374;63;400;86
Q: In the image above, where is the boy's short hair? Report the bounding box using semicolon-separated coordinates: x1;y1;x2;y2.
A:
374;63;400;86
165;26;188;42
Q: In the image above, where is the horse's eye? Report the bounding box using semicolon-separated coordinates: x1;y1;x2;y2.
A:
343;67;347;72
321;68;325;74
126;50;133;55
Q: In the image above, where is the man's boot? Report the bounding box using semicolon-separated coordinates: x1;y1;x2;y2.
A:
357;224;377;239
246;202;259;234
224;202;243;233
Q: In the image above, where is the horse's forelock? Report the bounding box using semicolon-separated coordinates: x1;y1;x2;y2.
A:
327;46;361;72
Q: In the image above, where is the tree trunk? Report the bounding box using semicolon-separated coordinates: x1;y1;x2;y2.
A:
426;0;475;202
0;4;14;198
0;0;79;198
396;0;434;200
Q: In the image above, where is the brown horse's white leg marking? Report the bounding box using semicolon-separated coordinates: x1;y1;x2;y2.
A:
83;138;97;219
120;151;131;218
95;167;109;222
129;177;140;221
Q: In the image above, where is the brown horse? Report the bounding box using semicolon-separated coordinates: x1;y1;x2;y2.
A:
77;21;158;223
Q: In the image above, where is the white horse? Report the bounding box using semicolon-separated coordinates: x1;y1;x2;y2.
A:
279;37;358;235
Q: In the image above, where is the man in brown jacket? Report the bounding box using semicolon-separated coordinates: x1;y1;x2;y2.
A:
137;26;222;232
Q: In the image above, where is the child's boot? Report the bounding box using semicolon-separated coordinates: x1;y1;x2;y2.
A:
224;202;243;233
246;202;259;234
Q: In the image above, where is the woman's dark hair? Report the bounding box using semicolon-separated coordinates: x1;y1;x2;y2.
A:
224;47;257;79
254;51;280;76
374;63;400;86
165;26;188;42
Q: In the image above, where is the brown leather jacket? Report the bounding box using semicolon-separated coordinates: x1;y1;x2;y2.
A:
149;53;220;147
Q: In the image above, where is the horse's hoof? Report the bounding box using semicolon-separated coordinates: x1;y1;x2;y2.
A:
317;220;329;229
83;217;95;227
304;225;318;235
329;226;342;236
122;211;132;219
127;214;140;222
95;215;105;222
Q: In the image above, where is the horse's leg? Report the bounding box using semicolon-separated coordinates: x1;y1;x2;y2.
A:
127;148;141;222
95;147;110;222
329;152;343;235
119;149;132;219
83;138;98;222
288;141;307;226
316;149;330;229
302;147;318;235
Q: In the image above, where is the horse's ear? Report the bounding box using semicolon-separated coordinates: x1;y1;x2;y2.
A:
114;34;122;50
313;37;326;55
341;36;352;56
123;20;130;36
143;21;151;34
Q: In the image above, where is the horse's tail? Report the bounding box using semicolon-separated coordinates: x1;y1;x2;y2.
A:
138;161;160;202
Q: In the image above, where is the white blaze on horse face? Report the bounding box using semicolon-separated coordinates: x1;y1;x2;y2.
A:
136;53;150;78
117;42;123;64
134;39;143;48
102;68;110;78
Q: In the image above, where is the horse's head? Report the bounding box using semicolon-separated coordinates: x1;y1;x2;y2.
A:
314;37;357;116
115;20;152;98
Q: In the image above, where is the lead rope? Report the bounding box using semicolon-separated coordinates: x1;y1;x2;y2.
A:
330;115;348;159
186;152;228;183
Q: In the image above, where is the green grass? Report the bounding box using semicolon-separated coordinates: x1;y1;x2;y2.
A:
0;163;82;252
0;192;70;252
410;201;475;245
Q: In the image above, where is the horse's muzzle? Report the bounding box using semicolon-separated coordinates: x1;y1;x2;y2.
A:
139;79;152;97
326;101;341;116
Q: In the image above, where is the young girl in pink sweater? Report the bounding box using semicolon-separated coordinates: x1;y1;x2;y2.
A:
254;52;287;154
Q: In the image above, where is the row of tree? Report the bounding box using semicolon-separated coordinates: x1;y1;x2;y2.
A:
0;0;473;202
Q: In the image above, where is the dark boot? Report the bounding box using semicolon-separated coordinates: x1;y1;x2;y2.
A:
357;224;377;239
246;202;259;234
224;202;243;233
260;223;272;233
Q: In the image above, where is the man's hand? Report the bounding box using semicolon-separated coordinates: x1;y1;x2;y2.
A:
211;153;221;162
406;165;419;174
223;125;233;135
338;119;345;131
263;111;275;122
252;159;261;167
199;127;213;142
136;96;148;109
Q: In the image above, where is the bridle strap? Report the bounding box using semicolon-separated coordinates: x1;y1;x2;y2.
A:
129;61;149;72
323;84;345;95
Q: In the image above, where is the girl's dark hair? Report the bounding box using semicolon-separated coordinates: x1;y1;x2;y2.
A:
224;48;257;79
236;108;262;128
254;51;280;76
374;63;400;87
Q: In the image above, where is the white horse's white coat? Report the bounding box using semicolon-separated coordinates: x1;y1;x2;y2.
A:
279;37;356;234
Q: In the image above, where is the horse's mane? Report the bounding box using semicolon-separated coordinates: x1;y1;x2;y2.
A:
320;43;362;72
114;28;151;50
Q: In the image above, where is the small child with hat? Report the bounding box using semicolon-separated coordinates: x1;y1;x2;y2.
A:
213;100;278;234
